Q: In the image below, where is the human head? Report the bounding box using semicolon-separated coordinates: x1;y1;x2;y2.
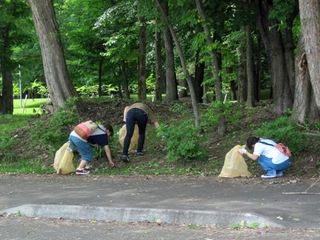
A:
246;136;259;150
105;124;114;137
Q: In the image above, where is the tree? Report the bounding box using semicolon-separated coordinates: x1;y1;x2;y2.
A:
255;0;296;114
161;0;178;102
298;0;320;109
195;0;223;102
155;0;200;127
27;0;76;110
292;38;320;122
138;16;147;100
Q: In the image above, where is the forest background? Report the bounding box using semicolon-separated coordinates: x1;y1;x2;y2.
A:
0;0;320;178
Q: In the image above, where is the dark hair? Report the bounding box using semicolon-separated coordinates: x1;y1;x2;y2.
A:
246;136;259;149
105;124;114;137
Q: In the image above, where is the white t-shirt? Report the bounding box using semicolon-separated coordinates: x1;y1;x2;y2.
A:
253;138;289;164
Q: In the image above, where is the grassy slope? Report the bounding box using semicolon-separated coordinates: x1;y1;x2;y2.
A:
0;97;319;178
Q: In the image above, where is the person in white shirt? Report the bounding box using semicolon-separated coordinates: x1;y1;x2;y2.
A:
239;136;291;179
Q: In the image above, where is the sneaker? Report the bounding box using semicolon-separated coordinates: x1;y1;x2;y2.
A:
261;174;276;179
121;155;130;163
276;171;284;177
76;168;90;175
84;165;92;171
135;151;144;156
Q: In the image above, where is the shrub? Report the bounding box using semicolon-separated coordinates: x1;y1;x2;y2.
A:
255;116;306;154
157;120;208;163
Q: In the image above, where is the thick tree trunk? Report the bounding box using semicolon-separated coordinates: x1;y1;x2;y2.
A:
0;26;13;114
195;0;223;102
154;27;163;102
194;54;204;103
162;0;178;102
156;0;200;127
245;24;255;107
138;17;147;101
292;39;320;123
256;0;293;114
299;0;320;109
28;0;75;111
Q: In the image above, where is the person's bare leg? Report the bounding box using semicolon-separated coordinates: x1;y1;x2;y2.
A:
77;160;87;169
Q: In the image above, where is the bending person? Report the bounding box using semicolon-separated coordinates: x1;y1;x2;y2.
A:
69;122;115;175
239;136;291;179
121;103;159;162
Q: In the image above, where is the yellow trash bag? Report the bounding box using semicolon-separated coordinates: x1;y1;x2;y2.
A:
118;124;139;152
219;145;252;178
53;142;75;175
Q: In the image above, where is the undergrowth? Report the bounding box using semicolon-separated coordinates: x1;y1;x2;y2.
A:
0;98;319;177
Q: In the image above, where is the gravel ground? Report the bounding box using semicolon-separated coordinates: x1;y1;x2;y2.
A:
1;215;320;240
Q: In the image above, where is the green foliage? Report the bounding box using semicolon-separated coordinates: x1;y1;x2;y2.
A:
157;120;208;163
29;98;79;150
255;116;306;154
202;102;243;129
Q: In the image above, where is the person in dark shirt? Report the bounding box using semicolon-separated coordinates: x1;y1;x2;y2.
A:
121;103;159;162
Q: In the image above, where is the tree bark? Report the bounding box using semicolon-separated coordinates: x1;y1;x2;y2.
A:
154;27;163;102
162;0;178;102
238;30;247;103
98;58;103;97
155;0;200;127
28;0;75;111
0;26;13;114
195;0;223;102
256;0;293;114
292;39;320;123
121;61;130;99
194;52;205;103
138;16;147;101
298;0;320;109
245;24;255;107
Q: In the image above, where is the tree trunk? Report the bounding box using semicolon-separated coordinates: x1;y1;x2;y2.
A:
98;58;103;97
154;27;163;102
245;24;255;107
298;0;320;109
256;0;293;114
238;30;247;103
138;16;147;101
195;0;223;102
0;26;13;114
194;52;204;103
162;0;178;102
121;61;130;99
156;0;200;127
28;0;75;111
292;39;320;123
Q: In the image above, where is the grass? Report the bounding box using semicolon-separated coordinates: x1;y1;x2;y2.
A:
13;98;47;115
1;97;319;177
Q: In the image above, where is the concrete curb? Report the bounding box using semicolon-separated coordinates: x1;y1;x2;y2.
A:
0;204;283;228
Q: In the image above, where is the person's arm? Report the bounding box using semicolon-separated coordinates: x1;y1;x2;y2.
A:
103;145;115;167
244;151;259;161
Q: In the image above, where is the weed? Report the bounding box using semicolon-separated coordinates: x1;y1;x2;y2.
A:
255;116;306;154
157;120;208;163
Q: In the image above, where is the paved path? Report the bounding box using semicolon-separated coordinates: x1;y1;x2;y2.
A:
0;174;320;228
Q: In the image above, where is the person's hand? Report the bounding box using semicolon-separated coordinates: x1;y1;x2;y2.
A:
108;160;115;168
154;121;160;128
238;148;247;154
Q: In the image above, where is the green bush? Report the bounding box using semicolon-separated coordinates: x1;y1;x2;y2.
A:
255;116;306;154
157;120;208;163
30;98;79;149
201;101;243;128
